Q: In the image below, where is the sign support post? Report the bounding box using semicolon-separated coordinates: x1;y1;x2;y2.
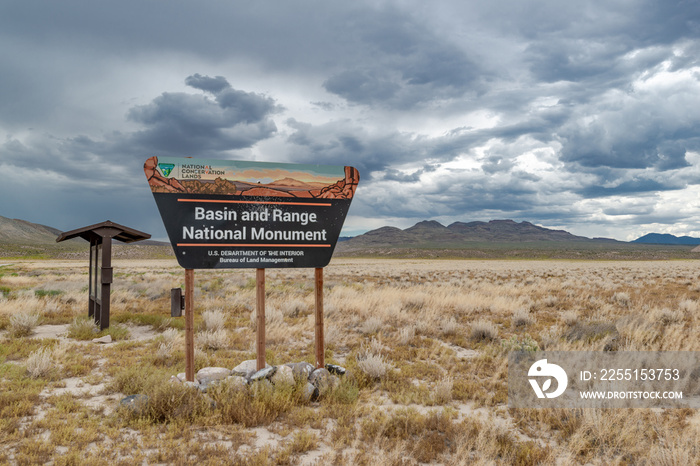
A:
315;267;324;368
256;269;266;370
185;268;195;382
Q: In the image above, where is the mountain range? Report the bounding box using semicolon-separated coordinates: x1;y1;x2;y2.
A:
340;219;617;248
632;233;700;245
1;215;699;260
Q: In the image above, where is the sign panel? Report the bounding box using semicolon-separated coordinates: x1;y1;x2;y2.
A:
144;156;359;269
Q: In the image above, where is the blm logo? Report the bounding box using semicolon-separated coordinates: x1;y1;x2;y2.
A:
158;163;175;177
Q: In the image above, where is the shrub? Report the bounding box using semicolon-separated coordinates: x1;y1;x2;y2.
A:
26;347;54;379
34;289;62;298
105;324;130;341
106;364;160;395
142;383;211;423
201;309;226;331
356;352;387;380
501;335;539;353
360;317;383;335
612;291;631;308
561;310;578;326
9;312;40;338
286;430;318;454
280;298;308;317
470;320;498;342
161;328;181;344
512;308;533;327
434;376;453;404
67;317;98;340
209;379;299;427
323;377;360;405
198;329;229;350
441;317;459;336
398;325;415;345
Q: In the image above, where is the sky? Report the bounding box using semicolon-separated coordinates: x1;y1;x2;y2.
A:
1;0;700;242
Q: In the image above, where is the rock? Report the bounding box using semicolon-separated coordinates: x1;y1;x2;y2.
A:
169;375;182;385
183;381;200;390
270;365;294;386
309;368;332;394
329;375;340;390
120;394;148;415
177;372;187;383
232;359;270;378
196;367;232;385
92;334;112;344
285;362;315;382
325;364;346;376
223;375;248;391
249;366;277;382
301;382;319;403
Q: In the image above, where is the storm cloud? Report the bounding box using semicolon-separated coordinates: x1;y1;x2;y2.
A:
0;0;699;241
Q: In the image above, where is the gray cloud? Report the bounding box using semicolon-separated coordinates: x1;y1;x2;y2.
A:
185;74;232;94
126;78;280;157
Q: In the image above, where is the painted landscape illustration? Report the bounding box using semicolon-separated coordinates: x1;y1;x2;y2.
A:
2;1;700;465
145;156;359;200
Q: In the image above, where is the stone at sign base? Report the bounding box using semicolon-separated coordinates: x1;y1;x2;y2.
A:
270;365;295;386
224;375;248;390
249;366;277;382
92;335;112;344
169;360;349;397
303;382;319;402
285;362;315;382
196;367;231;384
325;363;346;376
232;359;270;378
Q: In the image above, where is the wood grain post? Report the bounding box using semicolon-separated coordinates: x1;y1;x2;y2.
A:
185;268;195;382
315;267;324;369
256;268;266;371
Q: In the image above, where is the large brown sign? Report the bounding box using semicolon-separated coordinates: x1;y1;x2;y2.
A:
144;156;359;269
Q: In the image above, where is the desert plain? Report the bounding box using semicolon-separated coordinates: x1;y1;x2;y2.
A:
0;257;699;464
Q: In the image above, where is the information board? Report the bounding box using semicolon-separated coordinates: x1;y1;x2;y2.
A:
144;156;359;269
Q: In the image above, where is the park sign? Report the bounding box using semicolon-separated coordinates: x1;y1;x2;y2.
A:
144;156;359;269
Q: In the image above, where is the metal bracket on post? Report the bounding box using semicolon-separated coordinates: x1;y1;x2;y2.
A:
170;288;184;317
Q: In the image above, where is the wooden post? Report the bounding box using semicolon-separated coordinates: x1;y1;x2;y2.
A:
315;267;324;368
185;268;195;382
88;240;95;320
256;268;266;371
99;237;112;330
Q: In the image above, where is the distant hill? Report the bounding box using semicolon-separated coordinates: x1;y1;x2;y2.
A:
0;215;68;244
0;215;171;259
340;219;604;248
632;233;700;245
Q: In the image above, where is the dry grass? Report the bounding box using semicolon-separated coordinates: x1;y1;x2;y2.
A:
0;258;698;463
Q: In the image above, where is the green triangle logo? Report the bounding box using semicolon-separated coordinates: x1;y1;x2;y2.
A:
158;163;175;177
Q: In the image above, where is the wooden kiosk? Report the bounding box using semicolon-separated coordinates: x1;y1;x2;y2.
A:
56;221;151;330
